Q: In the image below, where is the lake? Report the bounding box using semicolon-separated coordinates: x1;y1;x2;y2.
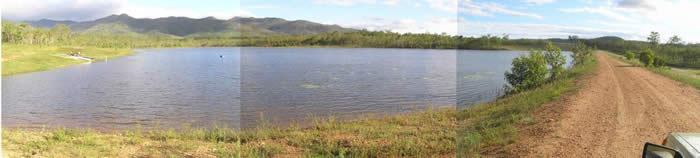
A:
2;48;569;130
2;48;240;130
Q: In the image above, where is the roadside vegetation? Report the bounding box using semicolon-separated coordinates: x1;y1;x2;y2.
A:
583;31;700;68
458;42;597;157
3;107;455;157
605;51;700;89
584;31;698;89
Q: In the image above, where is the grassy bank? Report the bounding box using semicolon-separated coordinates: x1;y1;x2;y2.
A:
457;53;598;157
2;44;135;76
3;107;455;157
603;51;700;89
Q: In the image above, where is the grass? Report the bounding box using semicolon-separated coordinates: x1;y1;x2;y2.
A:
2;107;456;157
604;51;700;89
457;54;598;157
1;44;135;76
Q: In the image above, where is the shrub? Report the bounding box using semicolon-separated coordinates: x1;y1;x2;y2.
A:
624;51;635;60
544;42;566;80
639;49;655;67
654;56;667;67
571;41;592;66
505;49;548;93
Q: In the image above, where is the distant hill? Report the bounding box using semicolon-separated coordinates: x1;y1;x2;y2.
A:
230;17;353;35
24;14;357;38
26;19;76;28
592;36;624;41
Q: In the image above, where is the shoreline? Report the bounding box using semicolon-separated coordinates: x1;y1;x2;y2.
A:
458;51;598;156
2;44;532;77
3;46;582;157
2;107;456;157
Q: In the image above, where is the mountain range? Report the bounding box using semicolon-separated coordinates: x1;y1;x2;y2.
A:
25;14;357;37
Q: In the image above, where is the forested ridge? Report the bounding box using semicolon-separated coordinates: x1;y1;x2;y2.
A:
3;19;698;68
2;19;548;49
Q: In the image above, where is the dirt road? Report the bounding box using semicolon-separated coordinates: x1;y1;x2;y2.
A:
518;52;700;157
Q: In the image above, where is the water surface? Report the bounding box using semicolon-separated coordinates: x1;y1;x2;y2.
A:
240;48;456;127
2;48;240;130
2;48;569;130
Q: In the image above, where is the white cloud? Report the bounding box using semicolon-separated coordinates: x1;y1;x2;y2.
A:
381;0;400;6
235;10;255;18
479;3;544;19
427;0;458;12
522;0;555;5
245;5;280;9
559;0;700;42
1;0;252;21
312;0;404;6
460;20;645;40
457;0;544;19
617;0;655;10
560;7;634;22
118;5;248;20
341;16;458;35
413;2;422;7
313;0;376;6
2;0;125;21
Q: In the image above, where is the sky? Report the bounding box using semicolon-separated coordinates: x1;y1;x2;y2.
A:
2;0;699;43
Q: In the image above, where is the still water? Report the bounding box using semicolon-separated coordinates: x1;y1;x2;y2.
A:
2;48;569;130
2;48;240;130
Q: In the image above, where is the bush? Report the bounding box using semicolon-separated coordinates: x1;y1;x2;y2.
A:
639;49;655;67
654;56;667;67
571;41;592;66
505;49;548;93
544;42;566;80
624;51;635;60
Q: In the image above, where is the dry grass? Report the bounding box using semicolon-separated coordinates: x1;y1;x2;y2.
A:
457;55;597;157
3;107;456;157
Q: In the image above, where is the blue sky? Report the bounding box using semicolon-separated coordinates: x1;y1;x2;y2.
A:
461;0;700;42
3;0;700;42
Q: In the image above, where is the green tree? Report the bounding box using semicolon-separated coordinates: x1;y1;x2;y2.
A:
505;49;548;93
543;42;566;80
568;35;579;43
571;41;591;66
647;31;660;48
51;24;72;41
654;56;667;67
667;35;682;45
624;51;635;60
640;49;655;67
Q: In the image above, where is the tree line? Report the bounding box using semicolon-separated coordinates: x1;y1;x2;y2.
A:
1;20;238;48
2;21;71;45
582;32;700;68
4;20;696;68
2;20;555;50
238;30;557;50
